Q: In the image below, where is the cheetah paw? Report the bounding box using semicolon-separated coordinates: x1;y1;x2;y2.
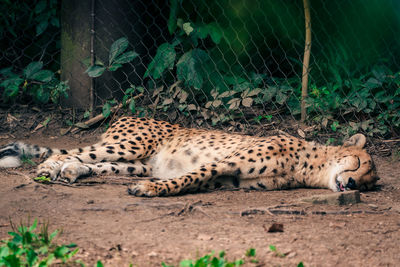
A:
127;181;160;197
59;162;92;183
36;160;63;180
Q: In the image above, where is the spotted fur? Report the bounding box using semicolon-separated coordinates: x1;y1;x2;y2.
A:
0;117;379;196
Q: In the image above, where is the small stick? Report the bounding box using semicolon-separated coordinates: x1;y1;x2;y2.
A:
381;139;400;143
5;170;32;181
71;93;143;133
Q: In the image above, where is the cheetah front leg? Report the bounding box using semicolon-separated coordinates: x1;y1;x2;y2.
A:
58;161;152;183
128;161;236;197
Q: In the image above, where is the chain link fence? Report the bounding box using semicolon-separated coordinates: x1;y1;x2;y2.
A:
1;0;400;149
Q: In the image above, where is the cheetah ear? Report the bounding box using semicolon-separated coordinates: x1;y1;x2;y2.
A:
343;134;366;148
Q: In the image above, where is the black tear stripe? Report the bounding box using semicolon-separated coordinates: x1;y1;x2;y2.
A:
341;156;361;173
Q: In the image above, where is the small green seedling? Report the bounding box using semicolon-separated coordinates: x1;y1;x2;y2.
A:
254;114;273;123
163;250;245;267
245;248;258;263
21;153;36;166
268;245;286;258
33;176;51;183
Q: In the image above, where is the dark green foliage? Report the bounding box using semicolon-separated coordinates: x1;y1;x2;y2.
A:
86;37;138;78
122;85;144;115
0;219;79;266
308;65;400;136
162;250;246;267
0;0;60;41
0;62;68;104
144;43;177;80
176;49;211;89
0;0;62;105
0;0;65;105
142;1;400;137
144;14;233;94
85;37;140;118
1;0;399;138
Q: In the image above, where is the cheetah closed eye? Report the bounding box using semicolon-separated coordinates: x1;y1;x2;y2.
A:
0;117;379;197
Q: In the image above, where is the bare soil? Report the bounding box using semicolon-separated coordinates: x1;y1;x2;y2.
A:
0;118;399;266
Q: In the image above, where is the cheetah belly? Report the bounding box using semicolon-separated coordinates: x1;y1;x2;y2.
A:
148;145;227;179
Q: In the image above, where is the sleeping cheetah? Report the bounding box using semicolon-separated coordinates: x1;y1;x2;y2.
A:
0;117;378;196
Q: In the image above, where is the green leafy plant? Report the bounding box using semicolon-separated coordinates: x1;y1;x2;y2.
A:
144;10;224;90
162;249;258;267
178;251;243;267
101;99;117;119
122;85;144;115
85;37;138;78
143;1;400;136
32;0;61;37
0;219;79;266
0;62;68;104
140;2;307;126
244;248;258;263
0;0;62;105
268;245;286;258
144;7;232;92
21;155;36;166
254;114;273;123
308;65;400;136
84;37;140;119
100;84;144;119
0;0;60;48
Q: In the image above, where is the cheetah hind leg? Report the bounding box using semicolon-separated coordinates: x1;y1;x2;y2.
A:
59;161;152;183
128;161;235;197
37;140;151;180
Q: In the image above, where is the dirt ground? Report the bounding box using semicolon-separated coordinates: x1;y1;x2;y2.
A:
0;124;400;266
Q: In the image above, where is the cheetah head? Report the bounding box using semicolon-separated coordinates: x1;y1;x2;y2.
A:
329;134;379;192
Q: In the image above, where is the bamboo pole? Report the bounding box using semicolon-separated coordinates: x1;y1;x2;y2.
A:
301;0;312;122
89;0;96;118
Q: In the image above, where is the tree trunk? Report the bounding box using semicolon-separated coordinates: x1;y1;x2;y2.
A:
60;0;92;109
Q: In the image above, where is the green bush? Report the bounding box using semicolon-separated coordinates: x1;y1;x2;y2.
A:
0;219;80;267
0;62;68;104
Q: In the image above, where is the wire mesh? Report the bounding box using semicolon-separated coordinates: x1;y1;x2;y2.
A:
1;0;399;144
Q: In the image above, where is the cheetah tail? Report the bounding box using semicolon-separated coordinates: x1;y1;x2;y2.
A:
0;142;58;168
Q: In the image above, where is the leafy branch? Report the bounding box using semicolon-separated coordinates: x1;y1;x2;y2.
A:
0;62;68;104
85;37;138;78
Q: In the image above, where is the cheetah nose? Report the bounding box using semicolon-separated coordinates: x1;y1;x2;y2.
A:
346;177;357;189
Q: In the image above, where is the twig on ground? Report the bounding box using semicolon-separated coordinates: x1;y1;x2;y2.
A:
71;93;144;133
176;202;213;218
381;139;400;143
5;170;32;182
47;181;79;187
241;207;385;216
74;175;157;186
